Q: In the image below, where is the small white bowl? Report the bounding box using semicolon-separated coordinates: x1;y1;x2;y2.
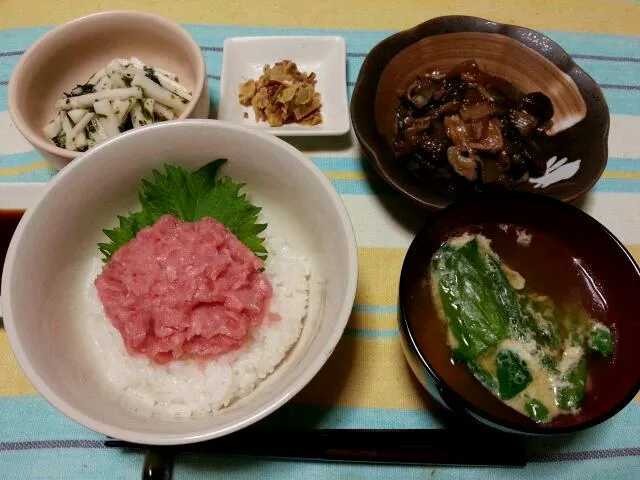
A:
1;119;357;445
218;36;350;136
8;11;210;169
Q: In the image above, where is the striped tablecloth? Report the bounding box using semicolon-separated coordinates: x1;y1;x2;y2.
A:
1;1;639;478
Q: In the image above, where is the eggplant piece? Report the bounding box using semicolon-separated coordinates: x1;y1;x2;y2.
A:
417;123;450;164
419;136;449;164
435;79;466;105
518;92;554;122
406;79;438;108
402;117;433;142
480;157;509;185
508;109;538;137
394;60;556;191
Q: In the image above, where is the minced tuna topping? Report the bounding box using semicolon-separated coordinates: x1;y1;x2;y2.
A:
95;214;274;364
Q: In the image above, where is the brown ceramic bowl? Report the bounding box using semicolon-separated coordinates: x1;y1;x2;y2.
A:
351;16;610;210
399;191;640;435
8;10;210;169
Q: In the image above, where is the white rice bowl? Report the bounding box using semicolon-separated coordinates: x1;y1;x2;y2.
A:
84;229;310;419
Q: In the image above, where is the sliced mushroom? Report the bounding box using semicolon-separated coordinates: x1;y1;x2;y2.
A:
459;101;499;122
468;118;504;153
447;146;479;181
443;114;471;149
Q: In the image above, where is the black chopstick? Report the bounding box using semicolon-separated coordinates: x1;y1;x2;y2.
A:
105;428;527;475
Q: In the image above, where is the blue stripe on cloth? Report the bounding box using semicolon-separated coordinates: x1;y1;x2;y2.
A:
0;397;447;444
2;26;640;115
1;150;640;192
594;178;640;193
1;396;639;446
352;304;398;313
0;397;105;442
1;24;638;59
330;178;640;196
312;156;640;174
1;396;639;478
0;167;56;183
2;153;638;176
343;328;399;338
0;150;49;168
330;179;398;196
311;157;368;172
606;157;640;171
0;449;144;479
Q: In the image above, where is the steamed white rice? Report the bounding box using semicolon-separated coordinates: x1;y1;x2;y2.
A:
85;234;310;419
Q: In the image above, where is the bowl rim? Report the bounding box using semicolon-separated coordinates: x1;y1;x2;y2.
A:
1;118;359;445
350;15;610;210
7;10;207;161
398;190;640;435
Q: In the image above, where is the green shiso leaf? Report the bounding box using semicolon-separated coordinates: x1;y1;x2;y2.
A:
97;159;267;262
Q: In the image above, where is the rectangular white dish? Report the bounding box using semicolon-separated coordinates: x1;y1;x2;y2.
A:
218;36;350;136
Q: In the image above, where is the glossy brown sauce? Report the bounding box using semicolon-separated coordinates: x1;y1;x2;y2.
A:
0;210;24;294
406;223;615;428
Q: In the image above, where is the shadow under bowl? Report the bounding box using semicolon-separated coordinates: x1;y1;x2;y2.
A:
399;191;640;435
351;15;610;210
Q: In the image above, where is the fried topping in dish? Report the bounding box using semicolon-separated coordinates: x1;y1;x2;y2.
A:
238;60;322;127
392;60;555;191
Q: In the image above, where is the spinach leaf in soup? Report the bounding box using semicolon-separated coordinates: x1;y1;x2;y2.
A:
495;349;533;400
556;358;587;411
431;238;509;361
525;399;549;422
587;325;614;356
